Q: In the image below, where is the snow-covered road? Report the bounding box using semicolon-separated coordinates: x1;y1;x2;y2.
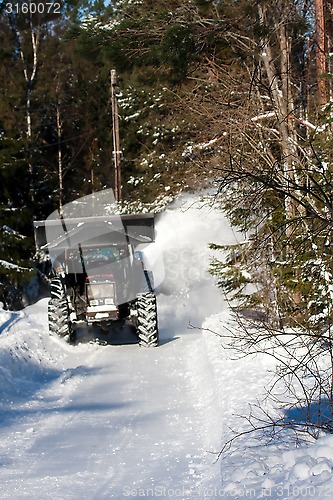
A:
0;297;222;499
0;194;230;499
1;193;333;499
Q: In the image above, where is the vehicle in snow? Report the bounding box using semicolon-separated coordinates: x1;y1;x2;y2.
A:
33;211;159;347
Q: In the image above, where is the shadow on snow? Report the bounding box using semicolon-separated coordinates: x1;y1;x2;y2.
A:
284;399;333;433
0;312;21;335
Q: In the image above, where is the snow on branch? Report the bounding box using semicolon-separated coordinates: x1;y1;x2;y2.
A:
251;111;276;122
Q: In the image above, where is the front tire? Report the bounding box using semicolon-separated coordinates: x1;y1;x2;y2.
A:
48;277;73;341
136;293;159;347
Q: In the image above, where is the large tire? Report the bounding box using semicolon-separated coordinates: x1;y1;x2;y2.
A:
136;292;159;347
48;277;73;340
50;276;66;300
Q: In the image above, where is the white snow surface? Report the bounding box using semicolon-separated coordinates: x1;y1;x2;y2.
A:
0;193;333;499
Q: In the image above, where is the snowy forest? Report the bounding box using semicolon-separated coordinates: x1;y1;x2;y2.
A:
2;0;333;493
0;0;332;334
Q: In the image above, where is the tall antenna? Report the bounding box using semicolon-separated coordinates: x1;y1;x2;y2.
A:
111;69;122;202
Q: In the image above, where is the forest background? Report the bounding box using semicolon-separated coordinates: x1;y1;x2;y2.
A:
0;0;332;342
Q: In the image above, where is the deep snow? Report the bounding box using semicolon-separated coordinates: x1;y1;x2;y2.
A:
0;192;333;499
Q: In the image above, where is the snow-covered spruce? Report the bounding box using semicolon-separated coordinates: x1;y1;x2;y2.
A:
48;277;72;339
136;292;159;347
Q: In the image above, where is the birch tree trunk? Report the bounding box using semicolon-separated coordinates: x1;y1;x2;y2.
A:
17;14;41;202
56;104;64;216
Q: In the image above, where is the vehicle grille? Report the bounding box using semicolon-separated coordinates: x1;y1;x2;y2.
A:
86;282;115;302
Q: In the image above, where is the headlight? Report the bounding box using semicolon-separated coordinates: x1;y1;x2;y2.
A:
90;299;98;306
105;298;114;305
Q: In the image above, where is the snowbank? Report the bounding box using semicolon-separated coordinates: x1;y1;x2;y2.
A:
0;299;92;405
201;311;333;499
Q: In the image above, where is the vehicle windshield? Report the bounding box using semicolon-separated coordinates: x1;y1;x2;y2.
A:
64;245;128;273
84;247;120;265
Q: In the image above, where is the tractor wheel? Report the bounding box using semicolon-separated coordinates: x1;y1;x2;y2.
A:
136;293;159;347
50;276;66;300
48;277;73;340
